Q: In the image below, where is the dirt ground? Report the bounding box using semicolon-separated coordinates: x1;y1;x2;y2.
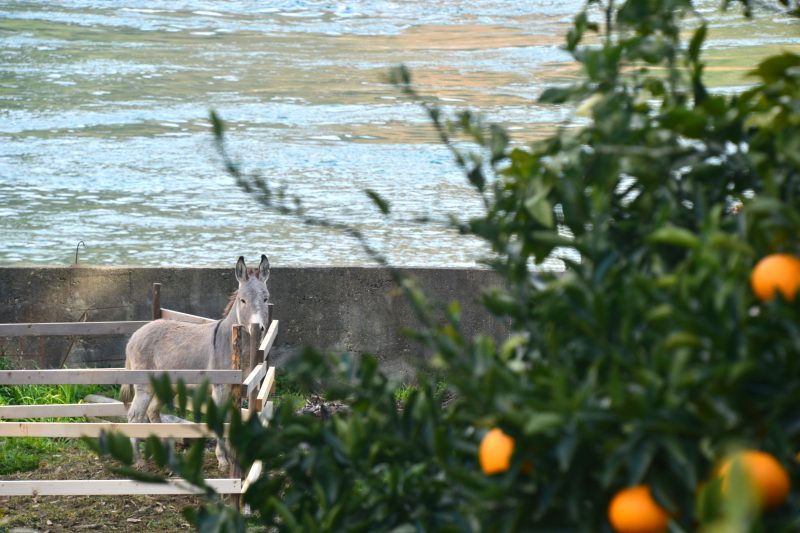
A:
0;444;227;532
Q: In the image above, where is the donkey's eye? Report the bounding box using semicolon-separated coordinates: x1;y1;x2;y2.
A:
263;297;268;302
240;299;246;304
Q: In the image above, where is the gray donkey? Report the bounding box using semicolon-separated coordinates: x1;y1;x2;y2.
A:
120;255;270;470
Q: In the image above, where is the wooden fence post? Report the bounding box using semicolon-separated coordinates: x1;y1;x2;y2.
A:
248;323;260;379
230;325;243;508
152;283;162;320
247;323;261;420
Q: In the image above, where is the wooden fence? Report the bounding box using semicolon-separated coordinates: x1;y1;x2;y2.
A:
0;283;278;499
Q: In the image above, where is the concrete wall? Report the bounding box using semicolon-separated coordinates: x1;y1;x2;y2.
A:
0;266;507;379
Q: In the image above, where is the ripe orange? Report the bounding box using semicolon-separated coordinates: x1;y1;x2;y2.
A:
479;428;514;475
608;485;669;533
750;253;800;302
718;450;791;509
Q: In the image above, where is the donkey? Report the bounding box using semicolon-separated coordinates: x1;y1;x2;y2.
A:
120;255;270;470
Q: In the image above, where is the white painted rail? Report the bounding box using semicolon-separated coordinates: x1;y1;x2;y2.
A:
0;321;149;337
0;422;229;438
258;320;279;355
0;369;242;385
256;367;276;411
0;403;128;419
0;479;242;496
242;363;266;396
160;308;216;324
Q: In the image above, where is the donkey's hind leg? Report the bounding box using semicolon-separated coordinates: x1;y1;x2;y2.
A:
146;397;162;423
127;384;153;465
211;383;230;472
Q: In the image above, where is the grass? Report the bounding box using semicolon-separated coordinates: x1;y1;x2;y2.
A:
394;379;449;404
272;370;308;412
0;355;121;475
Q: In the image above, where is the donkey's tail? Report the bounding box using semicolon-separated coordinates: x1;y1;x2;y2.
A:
119;356;134;404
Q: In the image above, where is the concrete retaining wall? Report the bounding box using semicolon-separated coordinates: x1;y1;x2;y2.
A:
0;266;507;379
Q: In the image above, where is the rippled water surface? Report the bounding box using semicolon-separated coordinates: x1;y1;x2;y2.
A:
1;1;798;267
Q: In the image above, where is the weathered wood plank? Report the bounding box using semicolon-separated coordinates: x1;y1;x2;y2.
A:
258;320;279;355
161;309;216;324
255;367;275;411
0;369;242;386
241;460;263;494
0;321;150;337
0;478;241;496
242;363;266;397
248;323;261;381
230;325;243;508
0;403;128;419
0;422;229;438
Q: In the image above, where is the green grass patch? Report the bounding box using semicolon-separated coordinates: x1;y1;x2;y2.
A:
0;437;71;475
394;379;449;404
0;355;121;475
273;370;308;412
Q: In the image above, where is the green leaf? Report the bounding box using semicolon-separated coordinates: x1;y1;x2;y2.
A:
489;124;509;163
209;110;225;141
750;51;800;83
661;107;707;138
467;166;486;192
525;187;554;228
365;189;391;215
388;65;412;86
688;24;707;63
648;225;700;249
662;331;702;349
522;413;563;435
539;86;575;104
556;427;577;472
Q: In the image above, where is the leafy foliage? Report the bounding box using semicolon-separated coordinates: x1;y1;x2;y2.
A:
95;0;800;531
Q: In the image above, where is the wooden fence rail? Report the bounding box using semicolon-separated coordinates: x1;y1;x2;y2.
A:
0;402;128;419
0;321;149;337
0;368;242;385
0;421;230;439
0;479;242;496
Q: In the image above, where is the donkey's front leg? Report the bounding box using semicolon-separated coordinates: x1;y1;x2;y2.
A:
127;384;153;466
211;383;230;472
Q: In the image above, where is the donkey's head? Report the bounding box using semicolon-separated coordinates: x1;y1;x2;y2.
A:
233;255;270;334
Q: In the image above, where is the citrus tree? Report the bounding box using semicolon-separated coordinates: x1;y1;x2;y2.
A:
94;0;800;530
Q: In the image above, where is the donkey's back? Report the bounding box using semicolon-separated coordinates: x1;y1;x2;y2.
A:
126;318;219;371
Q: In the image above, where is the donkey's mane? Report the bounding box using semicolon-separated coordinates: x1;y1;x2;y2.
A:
221;267;262;317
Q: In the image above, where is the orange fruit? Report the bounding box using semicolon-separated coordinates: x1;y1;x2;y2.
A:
718;450;791;509
751;253;800;302
479;428;514;475
608;485;669;533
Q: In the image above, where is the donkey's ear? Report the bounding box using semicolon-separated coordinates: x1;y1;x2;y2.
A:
259;255;270;281
235;256;248;283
